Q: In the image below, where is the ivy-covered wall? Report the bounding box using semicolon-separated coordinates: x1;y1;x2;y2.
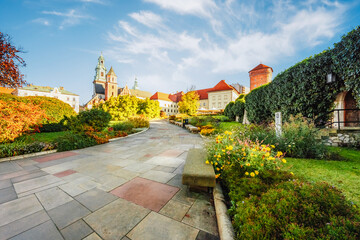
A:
245;26;360;125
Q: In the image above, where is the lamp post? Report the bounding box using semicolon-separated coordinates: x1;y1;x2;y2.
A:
327;73;336;83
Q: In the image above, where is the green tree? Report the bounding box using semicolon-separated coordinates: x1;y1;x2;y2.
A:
178;91;199;115
224;101;235;120
138;98;161;118
99;95;138;121
232;98;245;122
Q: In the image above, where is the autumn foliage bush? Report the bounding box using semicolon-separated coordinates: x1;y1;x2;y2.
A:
0;100;46;143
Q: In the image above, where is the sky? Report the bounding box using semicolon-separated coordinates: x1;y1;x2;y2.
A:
1;0;360;104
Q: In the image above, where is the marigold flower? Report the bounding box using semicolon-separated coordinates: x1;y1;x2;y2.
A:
271;145;275;148
215;162;218;166
246;163;250;166
245;172;249;175
268;157;275;161
282;159;287;163
215;174;220;178
243;152;246;156
277;151;283;157
255;170;259;175
205;160;209;164
261;163;264;166
216;167;220;171
265;152;270;157
250;172;255;177
290;172;294;175
222;149;225;152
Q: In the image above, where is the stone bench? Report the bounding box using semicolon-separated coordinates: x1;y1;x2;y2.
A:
185;125;199;133
169;120;175;124
182;148;216;190
175;121;182;127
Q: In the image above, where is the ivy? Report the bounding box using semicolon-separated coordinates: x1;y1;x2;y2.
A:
245;26;360;125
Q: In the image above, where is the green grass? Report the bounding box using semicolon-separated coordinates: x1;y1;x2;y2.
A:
15;131;67;144
218;121;241;131
283;147;360;205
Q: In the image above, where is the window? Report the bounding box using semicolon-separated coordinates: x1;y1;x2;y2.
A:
67;97;70;101
112;86;114;89
73;97;76;101
101;61;103;64
101;72;104;77
218;95;221;100
218;102;221;108
212;96;215;101
224;95;228;100
203;103;206;106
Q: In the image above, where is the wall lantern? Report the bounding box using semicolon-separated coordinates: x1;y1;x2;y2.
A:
327;73;336;83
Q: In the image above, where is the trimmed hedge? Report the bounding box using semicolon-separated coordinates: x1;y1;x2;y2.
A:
245;26;360;125
0;94;76;124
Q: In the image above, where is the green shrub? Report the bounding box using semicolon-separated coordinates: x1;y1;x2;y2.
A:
39;122;65;132
232;180;360;239
0;141;54;158
56;132;97;152
224;101;235;120
232;98;245;123
77;108;111;132
128;116;149;128
112;122;134;132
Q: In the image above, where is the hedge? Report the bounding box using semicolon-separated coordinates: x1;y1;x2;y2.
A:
245;26;360;125
0;94;76;124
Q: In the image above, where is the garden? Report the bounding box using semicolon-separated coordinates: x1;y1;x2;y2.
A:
0;94;159;158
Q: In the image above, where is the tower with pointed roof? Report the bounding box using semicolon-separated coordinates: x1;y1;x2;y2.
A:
132;77;139;90
93;53;107;98
105;66;118;100
249;63;273;91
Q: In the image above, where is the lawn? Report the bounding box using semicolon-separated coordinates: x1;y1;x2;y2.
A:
16;131;67;144
217;121;241;131
283;147;360;205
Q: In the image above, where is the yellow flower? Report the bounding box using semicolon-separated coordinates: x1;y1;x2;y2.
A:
205;160;210;164
243;152;246;156
215;174;220;178
226;145;233;151
246;163;250;166
217;155;221;158
290;172;294;175
261;144;266;148
250;172;255;177
276;151;283;157
211;161;213;165
282;159;287;163
215;162;218;166
227;161;230;164
222;149;225;152
255;170;259;175
265;147;271;152
213;154;217;157
216;167;220;171
271;145;275;148
264;152;270;157
288;145;291;148
260;163;264;166
245;172;249;176
268;157;275;161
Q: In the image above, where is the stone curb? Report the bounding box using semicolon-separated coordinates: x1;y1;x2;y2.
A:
0;149;57;163
214;183;235;240
108;127;149;142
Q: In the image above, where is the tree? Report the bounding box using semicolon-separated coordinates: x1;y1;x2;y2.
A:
178;91;199;115
224;101;235;120
0;32;26;88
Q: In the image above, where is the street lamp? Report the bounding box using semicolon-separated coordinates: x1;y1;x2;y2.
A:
327;73;336;83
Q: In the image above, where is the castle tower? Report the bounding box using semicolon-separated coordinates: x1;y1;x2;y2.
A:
249;64;273;91
93;53;107;97
105;66;118;100
132;77;139;90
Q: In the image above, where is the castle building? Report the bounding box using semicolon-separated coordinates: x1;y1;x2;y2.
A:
150;91;184;115
12;85;80;112
85;54;151;109
249;64;273;91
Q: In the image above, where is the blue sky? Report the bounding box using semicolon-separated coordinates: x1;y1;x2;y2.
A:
1;0;360;104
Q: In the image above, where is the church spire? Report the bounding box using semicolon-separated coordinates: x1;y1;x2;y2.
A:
94;53;107;82
132;76;139;90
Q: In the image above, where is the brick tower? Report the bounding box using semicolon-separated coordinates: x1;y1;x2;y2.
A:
105;67;118;100
249;64;273;91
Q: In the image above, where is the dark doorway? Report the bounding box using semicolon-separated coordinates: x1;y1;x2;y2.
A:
344;92;360;127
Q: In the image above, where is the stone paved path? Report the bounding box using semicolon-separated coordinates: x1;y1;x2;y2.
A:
0;120;219;240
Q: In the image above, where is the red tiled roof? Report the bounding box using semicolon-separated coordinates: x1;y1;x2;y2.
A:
249;64;273;73
207;80;240;94
195;88;212;100
150;91;184;102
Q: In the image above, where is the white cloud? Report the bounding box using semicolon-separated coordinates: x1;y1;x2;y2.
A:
144;0;216;17
32;18;51;26
129;11;164;29
104;0;347;91
42;9;92;29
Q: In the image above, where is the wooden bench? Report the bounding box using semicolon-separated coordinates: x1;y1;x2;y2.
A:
182;149;216;191
169;120;175;124
175;121;182;127
185;124;200;133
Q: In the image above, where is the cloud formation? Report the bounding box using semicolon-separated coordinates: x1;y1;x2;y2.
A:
42;9;92;29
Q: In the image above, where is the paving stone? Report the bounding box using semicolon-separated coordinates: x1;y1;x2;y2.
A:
0;179;12;190
106;159;138;167
11;170;48;183
47;200;91;229
83;233;102;240
84;198;150;240
0;161;22;175
35;151;78;163
0;210;50;240
0;195;43;227
140;170;176;183
0;170;30;181
22;165;39;171
182;199;218;236
159;199;191;221
172;187;200;206
196;230;220;240
35;187;73;211
173;162;185;174
14;159;38;167
110;177;179;212
93;174;128;191
60;219;93;240
144;156;184;168
75;188;117;211
127;212;199;240
9;220;63;240
111;168;139;180
13;175;63;194
123;163;156;173
0;186;17;204
167;174;184;188
158;149;184;158
54;170;77;178
59;182;88;197
17;180;66;198
152;165;176;173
